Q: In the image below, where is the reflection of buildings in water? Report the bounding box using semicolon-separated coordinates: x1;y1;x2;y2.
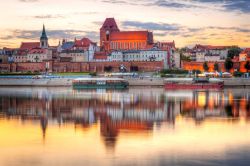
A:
100;115;154;150
0;89;171;143
164;90;250;122
41;116;48;141
1;88;250;144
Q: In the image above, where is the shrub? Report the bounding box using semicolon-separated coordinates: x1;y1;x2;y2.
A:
233;71;243;77
160;69;188;75
192;70;201;74
90;72;97;77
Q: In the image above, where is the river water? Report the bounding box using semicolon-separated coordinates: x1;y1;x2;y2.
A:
0;87;250;166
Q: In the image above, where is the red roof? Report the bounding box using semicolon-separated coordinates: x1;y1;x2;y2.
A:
110;31;149;41
101;18;119;31
20;42;40;51
240;48;250;56
28;48;46;54
158;41;175;49
74;38;95;48
194;44;229;50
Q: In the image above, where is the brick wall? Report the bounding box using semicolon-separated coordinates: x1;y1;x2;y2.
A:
182;61;244;73
0;61;164;73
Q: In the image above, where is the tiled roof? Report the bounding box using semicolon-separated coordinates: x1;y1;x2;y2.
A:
20;42;40;50
28;48;46;54
110;31;149;41
240;48;250;56
74;38;95;48
194;44;230;50
61;42;74;50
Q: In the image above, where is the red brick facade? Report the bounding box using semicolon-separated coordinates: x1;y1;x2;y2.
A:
182;61;246;73
0;61;164;73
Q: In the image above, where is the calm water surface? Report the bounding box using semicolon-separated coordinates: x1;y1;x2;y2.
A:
0;87;250;166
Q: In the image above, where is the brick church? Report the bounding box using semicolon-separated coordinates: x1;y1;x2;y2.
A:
100;18;154;51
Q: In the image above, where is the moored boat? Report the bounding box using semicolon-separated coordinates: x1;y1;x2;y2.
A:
164;78;224;90
72;78;129;89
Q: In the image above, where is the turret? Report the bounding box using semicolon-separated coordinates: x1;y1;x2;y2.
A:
40;24;48;48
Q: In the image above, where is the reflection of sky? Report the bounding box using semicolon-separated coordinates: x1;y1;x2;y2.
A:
1;117;250;165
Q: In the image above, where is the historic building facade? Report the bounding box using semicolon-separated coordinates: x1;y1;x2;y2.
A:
108;49;169;68
239;48;250;62
27;48;52;62
13;25;53;63
58;37;98;62
100;18;154;52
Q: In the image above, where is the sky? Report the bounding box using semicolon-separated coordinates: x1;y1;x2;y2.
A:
0;0;250;48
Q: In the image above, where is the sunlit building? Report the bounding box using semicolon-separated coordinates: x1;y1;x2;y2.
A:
100;18;154;51
239;48;250;62
108;49;170;68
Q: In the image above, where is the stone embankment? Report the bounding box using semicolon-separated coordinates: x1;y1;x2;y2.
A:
0;78;249;87
0;78;72;87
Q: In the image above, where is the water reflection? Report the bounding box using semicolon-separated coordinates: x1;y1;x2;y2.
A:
0;87;250;166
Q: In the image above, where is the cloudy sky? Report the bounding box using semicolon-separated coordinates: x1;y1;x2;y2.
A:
0;0;250;48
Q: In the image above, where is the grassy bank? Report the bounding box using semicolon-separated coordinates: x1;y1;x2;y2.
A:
0;72;40;76
160;69;189;77
54;72;97;76
54;72;90;76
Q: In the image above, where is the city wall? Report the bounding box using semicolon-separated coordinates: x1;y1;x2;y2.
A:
182;61;247;73
0;61;164;73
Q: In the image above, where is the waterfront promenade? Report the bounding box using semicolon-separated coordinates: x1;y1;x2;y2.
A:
0;77;250;87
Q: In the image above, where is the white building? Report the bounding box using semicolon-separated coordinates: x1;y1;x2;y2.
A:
27;48;52;62
59;50;88;62
13;55;27;63
173;52;181;68
58;38;98;62
108;49;170;68
193;45;229;62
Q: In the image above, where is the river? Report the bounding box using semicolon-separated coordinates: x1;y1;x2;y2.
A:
0;87;250;166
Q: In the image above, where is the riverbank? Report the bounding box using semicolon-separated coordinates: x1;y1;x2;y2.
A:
0;78;250;87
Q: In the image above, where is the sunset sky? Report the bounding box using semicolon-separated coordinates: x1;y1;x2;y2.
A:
0;0;250;48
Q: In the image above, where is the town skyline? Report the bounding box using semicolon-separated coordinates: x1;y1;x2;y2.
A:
0;0;250;48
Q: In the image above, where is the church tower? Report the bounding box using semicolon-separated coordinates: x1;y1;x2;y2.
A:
40;24;48;48
100;18;120;48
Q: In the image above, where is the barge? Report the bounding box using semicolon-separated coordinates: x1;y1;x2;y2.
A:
72;78;129;89
164;78;224;90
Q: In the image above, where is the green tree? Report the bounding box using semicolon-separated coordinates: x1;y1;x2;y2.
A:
227;46;242;59
203;62;209;71
224;58;234;72
244;61;250;72
214;62;219;71
180;53;191;62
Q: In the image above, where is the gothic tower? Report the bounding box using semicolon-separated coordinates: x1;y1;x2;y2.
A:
100;18;120;48
40;24;48;48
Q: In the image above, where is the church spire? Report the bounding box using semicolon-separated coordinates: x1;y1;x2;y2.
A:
40;24;48;40
40;24;48;48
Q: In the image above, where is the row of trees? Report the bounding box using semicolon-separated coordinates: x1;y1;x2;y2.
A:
202;59;250;72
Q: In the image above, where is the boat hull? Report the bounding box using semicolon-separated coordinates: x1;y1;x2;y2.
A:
165;82;224;90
